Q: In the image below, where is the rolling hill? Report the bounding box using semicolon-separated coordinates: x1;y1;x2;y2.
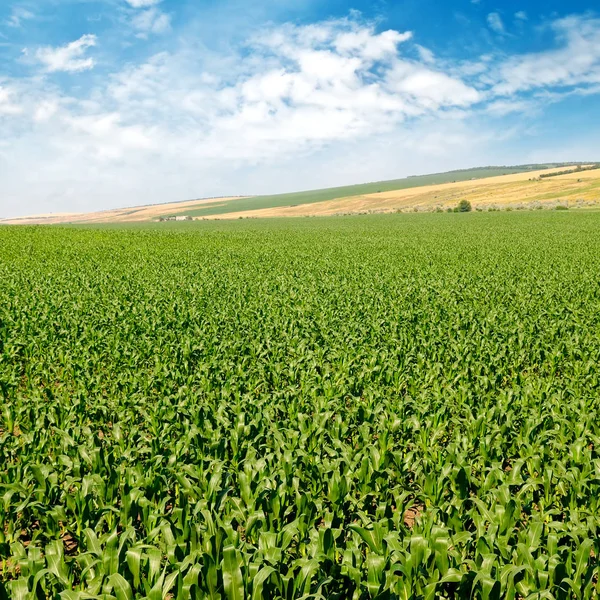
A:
2;163;598;224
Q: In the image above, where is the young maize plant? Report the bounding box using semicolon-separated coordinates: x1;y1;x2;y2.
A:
1;212;599;599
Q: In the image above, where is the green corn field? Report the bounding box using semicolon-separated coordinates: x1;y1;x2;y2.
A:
1;211;600;599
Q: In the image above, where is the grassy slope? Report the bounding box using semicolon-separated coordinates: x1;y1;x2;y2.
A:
173;164;569;218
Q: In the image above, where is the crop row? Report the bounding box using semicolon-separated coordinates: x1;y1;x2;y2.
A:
1;213;600;598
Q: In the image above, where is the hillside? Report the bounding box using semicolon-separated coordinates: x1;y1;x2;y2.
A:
170;165;558;218
1;163;598;224
218;164;600;219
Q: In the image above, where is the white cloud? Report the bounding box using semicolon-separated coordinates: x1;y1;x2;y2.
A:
131;8;171;35
6;7;34;28
0;86;23;115
33;100;59;122
333;28;413;59
65;113;156;159
493;16;600;95
124;0;170;37
515;11;528;21
485;98;537;116
0;18;485;217
236;24;475;152
125;0;161;6
487;13;505;35
2;13;600;218
33;34;97;73
94;18;477;161
415;44;435;64
389;63;481;109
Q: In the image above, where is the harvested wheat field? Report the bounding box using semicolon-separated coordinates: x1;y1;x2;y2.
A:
216;166;600;219
2;165;599;225
0;197;245;225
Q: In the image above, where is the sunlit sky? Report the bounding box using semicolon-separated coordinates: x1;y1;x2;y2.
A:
1;0;599;218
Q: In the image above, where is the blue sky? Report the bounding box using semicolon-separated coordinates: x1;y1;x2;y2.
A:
1;0;599;218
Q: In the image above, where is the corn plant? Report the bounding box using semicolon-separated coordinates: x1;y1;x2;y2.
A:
1;212;600;599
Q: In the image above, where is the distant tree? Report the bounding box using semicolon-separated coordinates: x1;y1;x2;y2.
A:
456;199;472;212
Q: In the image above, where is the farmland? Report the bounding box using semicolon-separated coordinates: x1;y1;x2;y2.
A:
170;166;558;219
205;166;600;220
2;163;595;226
2;211;600;598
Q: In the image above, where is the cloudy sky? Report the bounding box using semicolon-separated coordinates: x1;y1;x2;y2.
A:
1;0;599;218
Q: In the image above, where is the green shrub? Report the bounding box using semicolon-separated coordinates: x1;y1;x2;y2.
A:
456;199;472;212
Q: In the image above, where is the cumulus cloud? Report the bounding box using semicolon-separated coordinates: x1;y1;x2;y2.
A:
0;18;487;216
1;13;600;218
208;19;480;154
389;63;481;109
74;19;479;163
33;34;97;73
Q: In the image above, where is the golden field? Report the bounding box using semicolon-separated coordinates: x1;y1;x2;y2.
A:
2;166;599;224
0;197;244;225
215;167;600;219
